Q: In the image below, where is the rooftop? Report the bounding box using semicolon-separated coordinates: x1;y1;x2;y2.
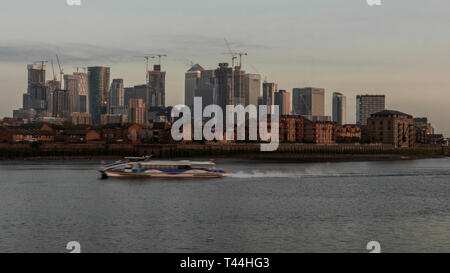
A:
187;64;204;72
371;110;413;119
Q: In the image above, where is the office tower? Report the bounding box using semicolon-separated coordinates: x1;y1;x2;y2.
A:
109;79;124;111
332;92;347;125
233;67;246;106
22;64;47;112
185;64;204;109
262;82;278;114
292;87;325;118
244;74;261;107
124;84;149;109
46;80;60;115
149;65;166;107
73;72;88;113
88;66;110;124
274;90;291;115
64;74;82;114
356;94;385;126
129;98;148;125
194;69;216;110
52;89;69;117
213;63;233;110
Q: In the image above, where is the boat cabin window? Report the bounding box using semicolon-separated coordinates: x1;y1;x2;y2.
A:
138;164;192;170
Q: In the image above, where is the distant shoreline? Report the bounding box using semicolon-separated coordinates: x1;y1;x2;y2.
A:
3;154;446;163
0;143;448;162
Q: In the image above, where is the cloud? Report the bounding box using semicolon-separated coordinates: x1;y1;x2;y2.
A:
0;37;275;67
0;41;147;65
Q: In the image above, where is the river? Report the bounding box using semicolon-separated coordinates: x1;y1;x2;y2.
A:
1;157;450;253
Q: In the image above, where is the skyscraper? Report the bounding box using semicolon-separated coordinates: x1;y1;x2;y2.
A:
88;66;110;124
356;94;385;126
244;74;261;106
262;82;278;114
129;98;148;125
332;92;347;125
274;90;291;115
64;74;82;113
22;64;47;112
109;79;124;110
213;63;233;110
233;67;246;106
292;87;325;118
185;64;204;109
194;69;216;110
52;89;69;117
149;65;166;107
124;84;149;108
46;79;60;115
73;72;88;113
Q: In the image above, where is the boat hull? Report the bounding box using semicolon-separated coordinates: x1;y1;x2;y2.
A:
100;170;231;179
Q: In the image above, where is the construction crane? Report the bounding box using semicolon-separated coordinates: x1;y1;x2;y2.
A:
51;60;57;81
224;39;248;68
151;54;167;66
33;60;48;68
75;67;87;73
237;52;248;68
224;38;238;69
55;54;64;89
134;55;156;84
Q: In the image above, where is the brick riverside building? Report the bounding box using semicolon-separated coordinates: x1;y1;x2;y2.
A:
279;115;305;142
303;120;336;144
367;110;415;148
334;124;362;143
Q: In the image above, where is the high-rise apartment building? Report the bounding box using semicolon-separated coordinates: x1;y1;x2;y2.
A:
194;69;216;110
52;89;69;117
124;84;149;108
356;94;385;126
22;64;47;112
244;74;261;107
73;72;88;113
213;63;233;110
64;74;82;114
185;64;204;109
332;92;347;125
46;80;60;115
129;98;148;125
149;65;166;107
274;90;291;115
262;82;278;114
233;67;246;106
109;79;124;111
292;87;325;119
88;66;110;124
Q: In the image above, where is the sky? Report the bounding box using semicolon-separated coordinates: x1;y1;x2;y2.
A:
1;0;450;135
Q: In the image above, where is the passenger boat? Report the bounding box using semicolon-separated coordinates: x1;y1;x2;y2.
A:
99;157;230;179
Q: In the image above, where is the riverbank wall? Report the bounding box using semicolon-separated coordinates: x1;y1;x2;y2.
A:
0;143;448;161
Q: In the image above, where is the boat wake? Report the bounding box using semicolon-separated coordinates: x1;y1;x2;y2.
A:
230;170;450;179
231;170;307;179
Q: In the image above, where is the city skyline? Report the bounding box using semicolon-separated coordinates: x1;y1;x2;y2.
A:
1;0;450;135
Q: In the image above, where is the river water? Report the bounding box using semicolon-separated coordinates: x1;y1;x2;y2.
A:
1;157;450;253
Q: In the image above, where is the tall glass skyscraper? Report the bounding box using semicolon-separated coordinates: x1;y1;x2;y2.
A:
332;92;347;125
88;66;110;124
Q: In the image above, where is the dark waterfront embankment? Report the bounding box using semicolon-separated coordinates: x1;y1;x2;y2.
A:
0;143;448;162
